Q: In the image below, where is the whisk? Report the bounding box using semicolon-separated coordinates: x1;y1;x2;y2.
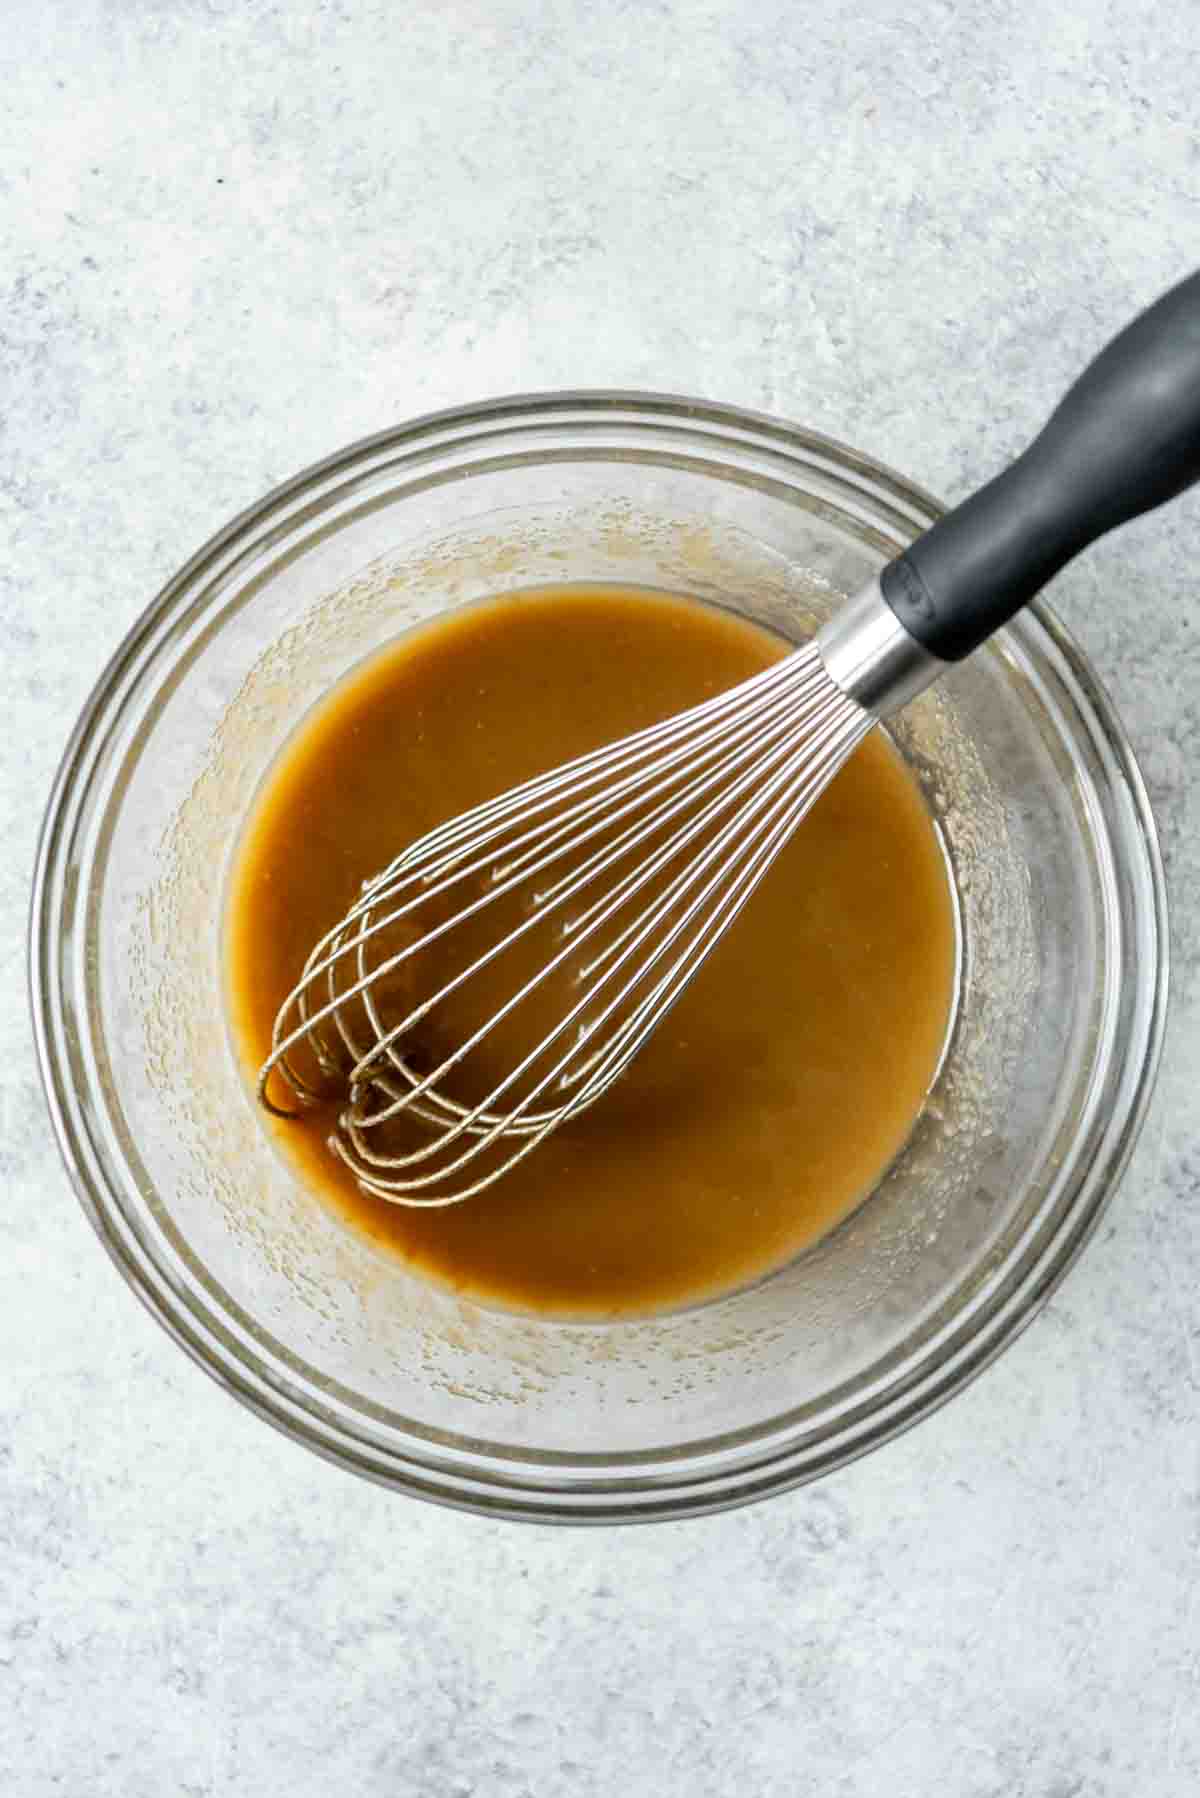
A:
259;271;1200;1204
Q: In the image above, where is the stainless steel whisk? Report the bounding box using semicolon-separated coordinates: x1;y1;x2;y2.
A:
259;272;1200;1204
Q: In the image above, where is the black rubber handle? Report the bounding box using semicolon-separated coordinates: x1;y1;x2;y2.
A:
881;269;1200;660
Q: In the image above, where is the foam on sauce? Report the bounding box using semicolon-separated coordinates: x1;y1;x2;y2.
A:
225;585;957;1318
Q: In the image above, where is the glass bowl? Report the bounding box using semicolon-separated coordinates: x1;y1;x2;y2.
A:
30;394;1168;1522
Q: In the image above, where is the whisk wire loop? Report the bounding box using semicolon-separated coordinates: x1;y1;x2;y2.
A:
257;640;870;1205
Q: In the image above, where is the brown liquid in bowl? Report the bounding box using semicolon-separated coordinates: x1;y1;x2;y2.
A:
225;585;957;1317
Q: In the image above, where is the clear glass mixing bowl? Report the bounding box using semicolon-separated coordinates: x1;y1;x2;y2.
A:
30;395;1168;1521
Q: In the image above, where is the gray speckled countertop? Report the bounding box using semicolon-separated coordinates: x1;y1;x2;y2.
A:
3;3;1199;1793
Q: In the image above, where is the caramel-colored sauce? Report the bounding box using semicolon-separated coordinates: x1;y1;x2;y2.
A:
226;586;956;1317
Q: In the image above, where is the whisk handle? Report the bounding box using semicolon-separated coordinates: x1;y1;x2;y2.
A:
880;268;1200;661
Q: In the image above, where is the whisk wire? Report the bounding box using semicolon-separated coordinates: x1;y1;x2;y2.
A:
347;657;847;1105
259;648;827;1110
348;672;862;1164
258;640;873;1204
339;692;870;1204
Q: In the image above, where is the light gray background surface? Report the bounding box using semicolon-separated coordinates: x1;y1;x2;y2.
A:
3;3;1198;1793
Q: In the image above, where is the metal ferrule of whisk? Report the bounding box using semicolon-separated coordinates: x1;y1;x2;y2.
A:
256;577;943;1207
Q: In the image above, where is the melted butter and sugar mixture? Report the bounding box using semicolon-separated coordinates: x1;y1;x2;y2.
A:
226;585;957;1318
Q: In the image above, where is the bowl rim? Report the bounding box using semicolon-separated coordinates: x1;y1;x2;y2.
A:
29;389;1170;1522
